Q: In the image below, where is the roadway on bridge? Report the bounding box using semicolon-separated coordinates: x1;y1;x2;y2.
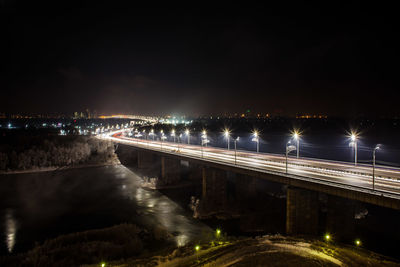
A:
100;130;400;197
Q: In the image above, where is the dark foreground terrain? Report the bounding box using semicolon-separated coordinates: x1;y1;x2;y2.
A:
1;224;398;267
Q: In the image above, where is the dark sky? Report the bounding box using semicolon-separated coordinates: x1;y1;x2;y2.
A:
1;2;398;117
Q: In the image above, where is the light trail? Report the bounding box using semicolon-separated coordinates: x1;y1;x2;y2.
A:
99;129;400;196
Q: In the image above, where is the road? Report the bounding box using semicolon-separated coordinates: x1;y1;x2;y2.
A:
99;129;400;197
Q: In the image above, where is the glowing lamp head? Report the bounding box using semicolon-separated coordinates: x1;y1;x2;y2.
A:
325;234;330;241
195;245;200;251
185;129;190;135
172;129;175;134
202;130;206;136
351;133;357;141
253;131;258;137
293;132;299;140
101;263;106;267
355;239;361;246
151;129;154;133
224;129;230;137
216;229;221;235
160;130;163;133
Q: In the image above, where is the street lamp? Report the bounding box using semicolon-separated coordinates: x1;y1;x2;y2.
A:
224;129;230;150
160;132;167;150
178;133;183;151
201;130;209;158
171;129;176;143
234;137;240;165
202;130;208;147
349;133;358;166
292;131;300;158
373;145;380;190
252;131;259;153
150;129;155;140
185;129;190;144
286;141;296;174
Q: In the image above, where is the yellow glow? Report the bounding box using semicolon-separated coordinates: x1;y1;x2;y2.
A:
349;131;358;141
253;130;258;137
216;229;221;235
101;263;105;267
355;239;361;246
325;234;330;241
195;245;200;251
224;129;230;137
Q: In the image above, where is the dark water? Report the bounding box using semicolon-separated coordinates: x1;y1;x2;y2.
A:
0;165;211;255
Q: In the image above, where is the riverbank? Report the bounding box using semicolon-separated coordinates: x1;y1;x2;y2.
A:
0;158;121;175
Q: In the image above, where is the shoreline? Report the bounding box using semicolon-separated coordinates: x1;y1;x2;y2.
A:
0;159;121;175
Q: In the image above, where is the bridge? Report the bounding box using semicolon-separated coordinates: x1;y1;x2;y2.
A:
99;128;400;238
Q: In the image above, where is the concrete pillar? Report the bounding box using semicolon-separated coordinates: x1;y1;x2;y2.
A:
234;174;257;202
137;151;161;178
326;195;355;241
188;162;203;182
286;187;319;235
160;156;181;185
201;166;227;211
137;150;154;169
115;144;138;168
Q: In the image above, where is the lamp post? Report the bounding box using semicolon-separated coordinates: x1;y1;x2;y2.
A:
286;141;296;174
161;133;167;150
349;133;358;166
234;137;240;165
201;130;209;158
373;145;380;190
171;129;176;143
224;129;230;150
293;132;300;158
185;129;190;144
150;129;155;141
252;131;259;153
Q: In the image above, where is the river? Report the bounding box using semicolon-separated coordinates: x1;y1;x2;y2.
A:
0;164;211;255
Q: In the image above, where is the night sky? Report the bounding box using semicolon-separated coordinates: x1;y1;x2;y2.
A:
1;2;398;117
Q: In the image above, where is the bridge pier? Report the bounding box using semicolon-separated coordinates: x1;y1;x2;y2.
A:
115;144;138;168
201;166;227;212
160;157;181;185
286;186;319;235
137;150;160;175
234;174;257;203
326;195;355;241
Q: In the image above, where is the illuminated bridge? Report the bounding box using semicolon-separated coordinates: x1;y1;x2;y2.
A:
99;128;400;238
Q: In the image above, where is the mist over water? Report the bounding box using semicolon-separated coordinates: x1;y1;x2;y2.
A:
0;165;211;255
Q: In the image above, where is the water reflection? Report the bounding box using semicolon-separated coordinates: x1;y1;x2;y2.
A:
5;209;17;253
0;165;211;253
